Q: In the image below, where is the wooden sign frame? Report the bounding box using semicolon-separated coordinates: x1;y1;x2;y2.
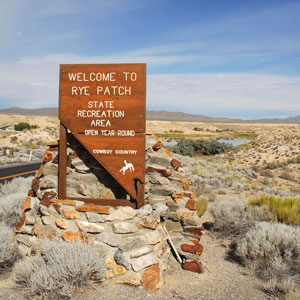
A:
58;64;146;209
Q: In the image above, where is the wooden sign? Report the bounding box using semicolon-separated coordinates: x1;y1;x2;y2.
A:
58;64;146;208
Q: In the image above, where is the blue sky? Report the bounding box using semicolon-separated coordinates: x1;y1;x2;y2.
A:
0;0;300;119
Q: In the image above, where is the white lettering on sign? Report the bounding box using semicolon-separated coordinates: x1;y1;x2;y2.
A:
68;72;116;82
88;101;114;109
115;150;137;155
117;130;135;136
93;149;113;154
96;86;131;96
90;119;111;127
72;86;90;95
77;110;125;118
67;70;141;132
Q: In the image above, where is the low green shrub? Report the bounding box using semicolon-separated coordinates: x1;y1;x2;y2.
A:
14;240;106;300
172;139;195;157
172;138;233;157
196;197;208;217
14;123;38;131
248;195;300;225
14;122;31;131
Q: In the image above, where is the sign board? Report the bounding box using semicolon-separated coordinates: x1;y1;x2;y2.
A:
59;64;146;207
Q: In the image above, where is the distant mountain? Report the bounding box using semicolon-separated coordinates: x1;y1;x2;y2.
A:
254;115;300;124
0;107;299;123
0;107;58;116
146;110;244;123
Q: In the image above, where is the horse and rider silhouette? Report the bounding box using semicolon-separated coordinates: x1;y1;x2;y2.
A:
120;160;134;175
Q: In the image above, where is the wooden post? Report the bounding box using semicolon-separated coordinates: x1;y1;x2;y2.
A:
58;122;67;199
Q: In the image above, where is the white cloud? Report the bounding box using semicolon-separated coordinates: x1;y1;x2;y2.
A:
0;54;299;118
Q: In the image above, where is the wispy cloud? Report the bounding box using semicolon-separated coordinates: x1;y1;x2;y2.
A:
0;54;299;118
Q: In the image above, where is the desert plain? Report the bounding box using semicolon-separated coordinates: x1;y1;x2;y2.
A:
0;114;300;300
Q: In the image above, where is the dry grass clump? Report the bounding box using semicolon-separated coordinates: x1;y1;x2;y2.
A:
0;176;34;227
211;201;259;237
248;195;300;225
14;240;106;300
235;222;300;294
196;197;208;217
0;222;19;272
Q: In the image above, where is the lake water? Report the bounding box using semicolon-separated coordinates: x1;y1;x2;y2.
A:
217;139;249;146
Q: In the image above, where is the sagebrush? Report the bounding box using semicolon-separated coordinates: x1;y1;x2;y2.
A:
14;240;106;300
0;176;34;227
0;222;19;272
235;222;300;293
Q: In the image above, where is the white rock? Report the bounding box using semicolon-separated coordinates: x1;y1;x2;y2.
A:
137;204;152;216
128;246;153;258
131;253;157;272
76;221;104;233
112;221;139;234
154;203;169;214
142;228;165;245
99;232;122;247
105;206;137;221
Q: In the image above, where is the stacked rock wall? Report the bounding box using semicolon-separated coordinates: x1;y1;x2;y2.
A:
15;135;205;290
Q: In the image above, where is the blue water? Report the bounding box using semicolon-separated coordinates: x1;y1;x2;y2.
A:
217;139;249;146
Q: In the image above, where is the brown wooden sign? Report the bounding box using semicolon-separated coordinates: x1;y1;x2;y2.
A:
58;64;146;208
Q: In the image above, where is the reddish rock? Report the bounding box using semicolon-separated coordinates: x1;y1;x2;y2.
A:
41;191;57;201
181;243;203;255
191;239;200;245
113;265;127;275
22;197;32;210
31;178;40;193
40;199;51;208
16;212;26;231
55;218;69;229
50;199;76;206
62;209;80;219
152;141;164;151
76;204;111;214
146;166;173;177
178;211;198;219
43;151;53;163
106;258;116;270
185;199;197;211
138;216;158;230
181;180;192;191
171;158;182;170
62;231;88;242
172;191;195;200
32;223;60;240
182;260;204;274
27;189;35;197
185;226;204;236
142;264;161;291
162;148;173;157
